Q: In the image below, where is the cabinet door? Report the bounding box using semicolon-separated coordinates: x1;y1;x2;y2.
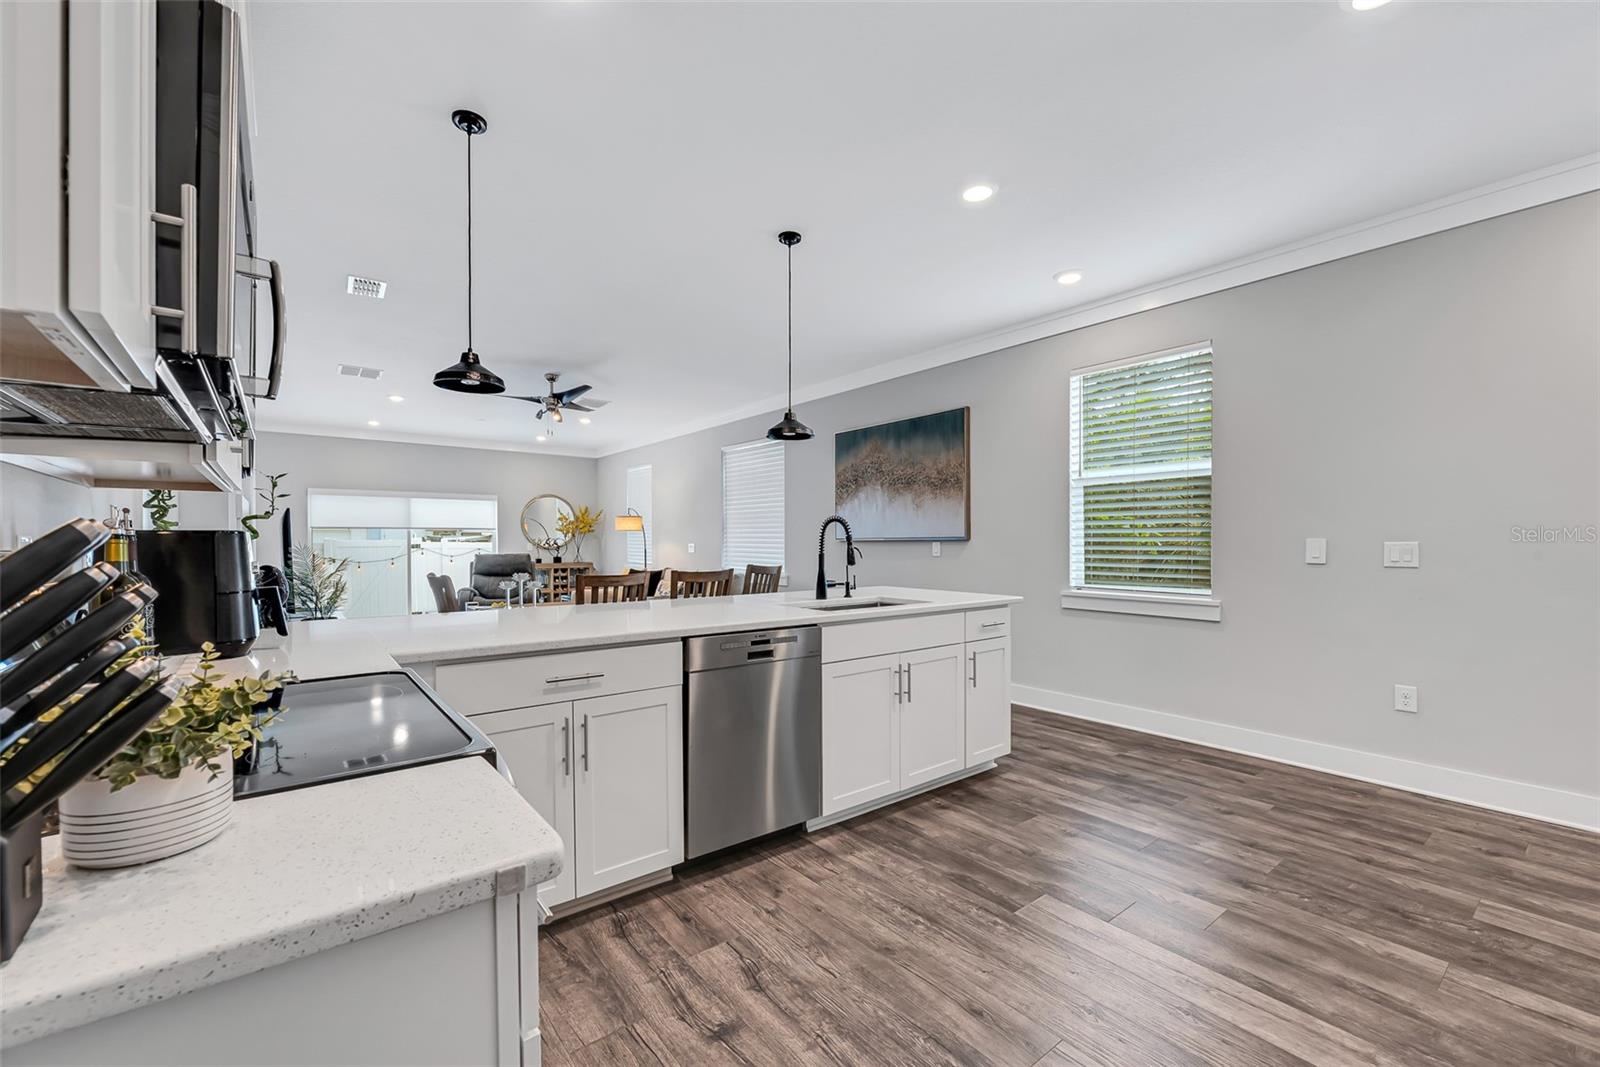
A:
966;637;1012;767
472;703;577;909
573;686;683;897
66;0;158;388
820;653;901;817
900;645;966;788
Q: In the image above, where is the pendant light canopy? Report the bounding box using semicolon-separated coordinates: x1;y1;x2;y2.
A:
767;230;813;442
434;109;506;395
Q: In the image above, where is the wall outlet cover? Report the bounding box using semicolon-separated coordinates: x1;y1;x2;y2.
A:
1394;684;1418;713
931;542;941;557
687;542;695;554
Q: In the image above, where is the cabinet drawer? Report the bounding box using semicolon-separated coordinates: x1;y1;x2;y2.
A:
434;641;680;716
821;612;965;663
965;607;1010;642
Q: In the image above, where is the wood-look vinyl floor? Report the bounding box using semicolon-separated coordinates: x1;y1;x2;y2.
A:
539;708;1600;1066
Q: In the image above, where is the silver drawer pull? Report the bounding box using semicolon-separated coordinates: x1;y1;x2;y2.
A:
545;672;605;685
150;183;198;354
980;621;1006;628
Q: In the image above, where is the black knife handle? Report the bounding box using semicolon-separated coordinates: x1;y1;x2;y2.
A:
0;590;146;708
0;637;140;750
0;519;110;614
1;676;180;833
0;563;121;662
0;659;158;786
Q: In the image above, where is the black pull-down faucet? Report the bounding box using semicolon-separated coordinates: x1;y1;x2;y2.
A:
816;515;862;600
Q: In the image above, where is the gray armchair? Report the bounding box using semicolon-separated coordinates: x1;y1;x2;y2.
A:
457;552;534;607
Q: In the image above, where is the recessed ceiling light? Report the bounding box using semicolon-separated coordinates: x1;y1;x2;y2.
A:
1054;270;1084;286
578;416;591;425
535;434;547;443
961;184;996;204
367;419;380;427
1349;0;1391;9
387;394;405;403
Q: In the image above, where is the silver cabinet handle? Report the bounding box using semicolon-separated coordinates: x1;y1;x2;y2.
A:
537;899;553;924
546;672;605;685
580;715;589;771
981;621;1006;629
969;651;977;687
905;662;912;701
560;718;570;777
150;183;198;354
894;664;902;704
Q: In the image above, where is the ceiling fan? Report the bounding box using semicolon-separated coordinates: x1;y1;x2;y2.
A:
507;373;610;428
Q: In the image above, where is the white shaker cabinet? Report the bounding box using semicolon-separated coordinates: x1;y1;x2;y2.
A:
899;644;967;788
473;703;578;910
965;636;1012;767
573;687;683;897
820;653;902;817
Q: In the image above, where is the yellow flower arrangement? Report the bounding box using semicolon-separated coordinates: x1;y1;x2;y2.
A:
555;505;603;561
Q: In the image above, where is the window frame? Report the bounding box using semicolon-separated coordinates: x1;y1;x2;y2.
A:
720;438;786;583
1063;342;1221;622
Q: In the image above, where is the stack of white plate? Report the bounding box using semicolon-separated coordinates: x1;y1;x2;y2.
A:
58;767;233;869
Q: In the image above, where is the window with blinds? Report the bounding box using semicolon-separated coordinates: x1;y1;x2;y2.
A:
625;465;653;570
722;440;785;580
1069;344;1213;594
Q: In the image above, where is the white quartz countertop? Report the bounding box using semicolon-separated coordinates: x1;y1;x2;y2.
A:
232;586;1022;681
1;758;563;1048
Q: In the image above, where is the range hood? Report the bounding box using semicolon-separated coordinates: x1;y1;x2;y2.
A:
0;354;241;445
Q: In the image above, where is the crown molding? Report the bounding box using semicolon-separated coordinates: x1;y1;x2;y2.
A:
599;153;1600;458
253;420;604;460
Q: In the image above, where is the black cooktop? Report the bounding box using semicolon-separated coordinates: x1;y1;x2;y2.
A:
234;671;494;799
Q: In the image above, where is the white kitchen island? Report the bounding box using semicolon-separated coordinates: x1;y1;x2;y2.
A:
1;586;1015;1067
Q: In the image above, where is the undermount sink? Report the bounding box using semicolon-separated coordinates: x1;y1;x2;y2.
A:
795;597;925;611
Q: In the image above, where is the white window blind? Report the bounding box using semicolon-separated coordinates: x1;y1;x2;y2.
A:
721;440;785;580
625;465;653;570
1069;344;1213;594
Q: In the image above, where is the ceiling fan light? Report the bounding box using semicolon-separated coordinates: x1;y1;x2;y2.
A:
767;409;813;442
433;350;506;394
552;408;564;422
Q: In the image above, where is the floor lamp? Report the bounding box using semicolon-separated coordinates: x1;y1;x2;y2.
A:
615;510;647;573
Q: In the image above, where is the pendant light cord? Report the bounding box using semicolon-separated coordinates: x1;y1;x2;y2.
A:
465;127;474;352
786;240;793;410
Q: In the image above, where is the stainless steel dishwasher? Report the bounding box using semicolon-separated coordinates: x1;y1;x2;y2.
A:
684;626;821;859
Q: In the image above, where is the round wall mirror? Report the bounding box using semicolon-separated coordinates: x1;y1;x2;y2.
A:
520;494;576;553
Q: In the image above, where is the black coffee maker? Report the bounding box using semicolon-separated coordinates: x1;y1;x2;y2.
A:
136;531;287;655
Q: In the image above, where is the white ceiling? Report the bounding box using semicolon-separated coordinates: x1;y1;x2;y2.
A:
246;1;1599;457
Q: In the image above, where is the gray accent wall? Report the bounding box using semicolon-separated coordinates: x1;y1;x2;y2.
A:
598;193;1599;800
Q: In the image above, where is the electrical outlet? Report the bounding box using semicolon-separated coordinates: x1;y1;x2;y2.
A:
687;542;695;554
931;542;941;557
1394;685;1418;713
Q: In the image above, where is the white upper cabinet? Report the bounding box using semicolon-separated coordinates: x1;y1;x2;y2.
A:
821;653;902;817
573;687;683;898
0;1;158;390
965;636;1012;767
66;0;158;389
900;644;966;788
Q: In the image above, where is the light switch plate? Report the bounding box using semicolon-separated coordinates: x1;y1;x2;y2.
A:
931;542;941;557
1383;541;1419;568
687;542;695;554
1305;537;1327;565
1394;684;1418;713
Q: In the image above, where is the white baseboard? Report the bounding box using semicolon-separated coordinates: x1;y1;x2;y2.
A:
1011;684;1599;833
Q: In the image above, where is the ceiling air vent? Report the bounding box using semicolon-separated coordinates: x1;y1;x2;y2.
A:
346;275;388;299
337;364;384;380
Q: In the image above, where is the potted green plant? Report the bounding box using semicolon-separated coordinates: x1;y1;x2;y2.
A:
288;543;350;619
51;642;293;868
241;472;288;540
143;489;178;531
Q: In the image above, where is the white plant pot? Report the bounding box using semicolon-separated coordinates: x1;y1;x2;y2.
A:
58;760;233;869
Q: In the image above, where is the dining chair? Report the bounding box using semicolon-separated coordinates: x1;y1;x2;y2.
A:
741;564;782;595
427;573;462;613
574;571;649;604
668;568;735;598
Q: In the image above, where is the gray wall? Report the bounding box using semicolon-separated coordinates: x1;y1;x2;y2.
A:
249;431;598;571
598;193;1600;798
0;463;140;550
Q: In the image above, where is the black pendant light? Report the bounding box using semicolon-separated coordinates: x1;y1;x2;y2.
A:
433;109;506;394
767;230;813;442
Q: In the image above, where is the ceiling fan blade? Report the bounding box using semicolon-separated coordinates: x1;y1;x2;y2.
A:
580;397;611;409
505;394;549;404
562;402;594;412
552;383;592;404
